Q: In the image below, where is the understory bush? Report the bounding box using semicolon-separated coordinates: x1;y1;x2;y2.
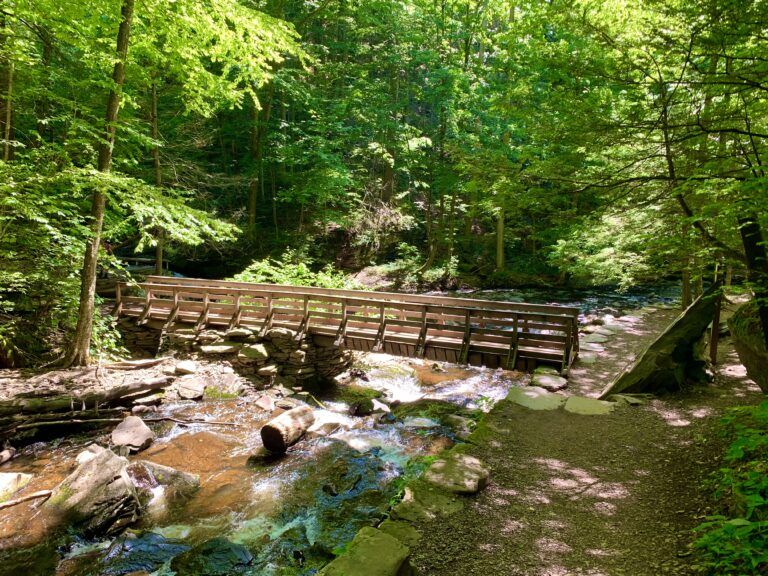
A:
231;250;363;289
694;401;768;575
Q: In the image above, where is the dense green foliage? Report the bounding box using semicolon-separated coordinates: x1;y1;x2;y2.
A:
0;0;767;362
695;401;768;574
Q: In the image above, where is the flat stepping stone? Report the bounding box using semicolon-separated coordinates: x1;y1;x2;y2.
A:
577;352;598;365
594;327;615;336
531;373;568;392
581;342;605;352
564;396;616;416
583;333;609;344
507;386;566;411
403;417;439;428
423;453;490;494
318;527;410;576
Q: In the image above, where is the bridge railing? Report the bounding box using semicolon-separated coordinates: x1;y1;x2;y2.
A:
115;277;580;374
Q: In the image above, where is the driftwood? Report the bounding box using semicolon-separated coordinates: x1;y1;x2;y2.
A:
104;357;171;370
9;415;239;433
0;376;174;418
600;283;721;398
0;490;52;511
260;405;315;453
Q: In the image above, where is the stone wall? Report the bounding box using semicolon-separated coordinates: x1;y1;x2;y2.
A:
117;320;354;387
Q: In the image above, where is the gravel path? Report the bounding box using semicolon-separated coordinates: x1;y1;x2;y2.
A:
410;302;764;576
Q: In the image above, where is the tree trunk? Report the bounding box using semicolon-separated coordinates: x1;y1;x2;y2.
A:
151;82;164;276
0;12;13;161
496;206;505;271
64;0;135;367
738;214;768;350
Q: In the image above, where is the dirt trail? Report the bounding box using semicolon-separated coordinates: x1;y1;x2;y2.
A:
410;302;764;576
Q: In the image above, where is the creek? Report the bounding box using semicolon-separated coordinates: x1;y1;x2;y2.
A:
0;285;680;576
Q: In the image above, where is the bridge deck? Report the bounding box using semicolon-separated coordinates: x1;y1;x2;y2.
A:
115;276;580;374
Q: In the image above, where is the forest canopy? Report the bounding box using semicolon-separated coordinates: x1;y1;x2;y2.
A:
0;0;767;365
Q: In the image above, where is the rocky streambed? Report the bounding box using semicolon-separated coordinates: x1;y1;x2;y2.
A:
0;352;524;576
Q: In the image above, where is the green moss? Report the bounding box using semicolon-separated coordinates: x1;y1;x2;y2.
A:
203;387;240;400
730;301;766;354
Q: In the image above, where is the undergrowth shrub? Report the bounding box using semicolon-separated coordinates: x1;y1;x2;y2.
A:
231;249;362;289
694;401;768;575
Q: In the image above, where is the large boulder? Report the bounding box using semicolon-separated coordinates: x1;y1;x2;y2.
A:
127;461;199;521
111;416;155;453
46;446;141;536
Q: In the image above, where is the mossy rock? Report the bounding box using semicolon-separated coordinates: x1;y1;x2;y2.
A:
392;399;476;422
331;383;385;405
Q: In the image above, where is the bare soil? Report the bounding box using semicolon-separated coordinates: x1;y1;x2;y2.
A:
410;301;765;576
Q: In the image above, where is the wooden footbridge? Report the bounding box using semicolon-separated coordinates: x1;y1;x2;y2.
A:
114;276;580;374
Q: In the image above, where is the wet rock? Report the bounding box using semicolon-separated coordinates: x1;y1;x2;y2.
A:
371;399;391;414
170;537;253;576
506;386;566;411
127;461;199;520
131;405;157;415
238;344;269;364
100;532;190;575
442;414;475;438
349;398;374;416
563;396;616;416
111;416;155;453
423;453;489;494
177;376;207;400
175;360;197;375
531;373;568;392
318;527;410;576
200;342;242;355
306;422;344;439
402;417;439;429
46;446;140;536
208;373;244;397
0;472;32;502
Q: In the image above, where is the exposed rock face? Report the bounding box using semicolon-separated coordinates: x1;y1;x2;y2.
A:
175;360;197;375
111;416;155;453
318;527;411;576
423;453;489;494
47;445;199;537
46;447;141;536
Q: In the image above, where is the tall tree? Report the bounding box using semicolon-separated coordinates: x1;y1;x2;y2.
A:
64;0;135;366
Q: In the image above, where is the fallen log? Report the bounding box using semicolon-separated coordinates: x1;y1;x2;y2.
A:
0;376;174;418
10;415;240;432
0;490;52;511
600;283;721;398
260;405;315;453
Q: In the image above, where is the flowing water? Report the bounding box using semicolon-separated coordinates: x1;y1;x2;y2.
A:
0;284;681;575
